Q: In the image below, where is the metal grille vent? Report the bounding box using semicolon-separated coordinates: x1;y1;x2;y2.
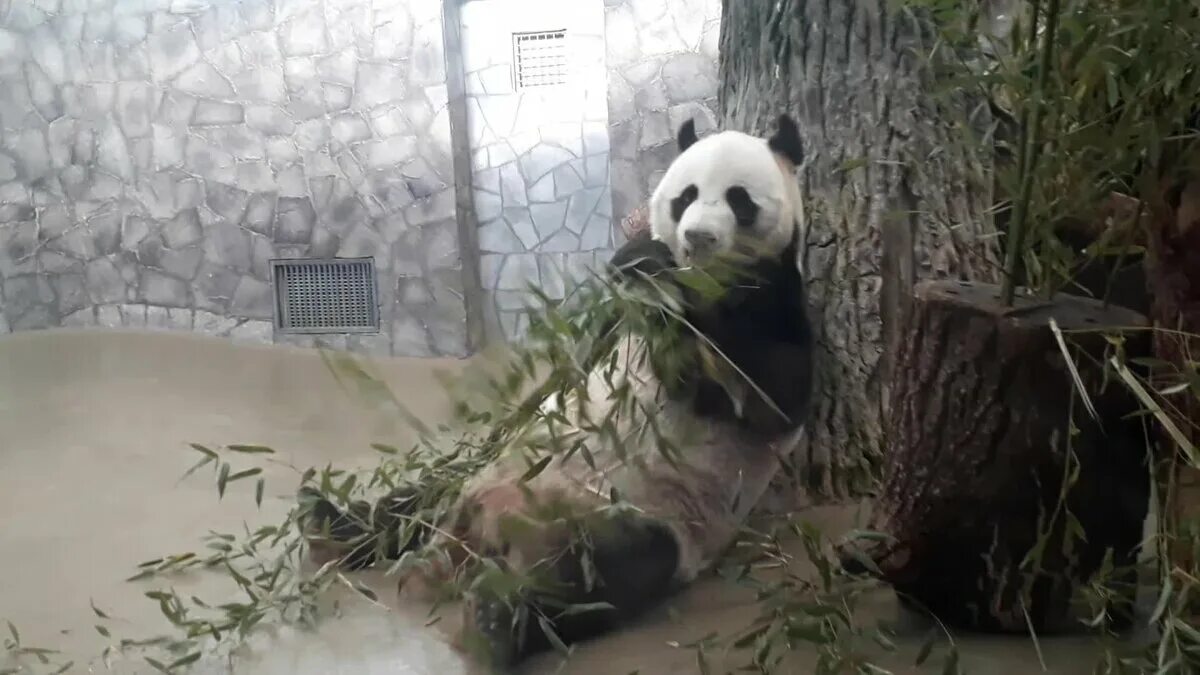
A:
512;30;568;89
271;258;380;334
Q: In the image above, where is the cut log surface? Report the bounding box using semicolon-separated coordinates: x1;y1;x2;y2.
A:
864;280;1151;632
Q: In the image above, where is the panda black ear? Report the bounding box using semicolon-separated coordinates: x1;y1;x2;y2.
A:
677;119;698;153
768;114;804;167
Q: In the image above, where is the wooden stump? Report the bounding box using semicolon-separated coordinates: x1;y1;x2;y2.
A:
852;280;1152;632
1144;177;1200;580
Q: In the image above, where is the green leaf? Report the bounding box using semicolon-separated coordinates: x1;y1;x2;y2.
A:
520;455;553;483
217;463;231;499
227;467;263;484
842;529;891;543
353;583;379;602
255;478;265;508
90;599;110;620
181;455;215;481
371;443;400;455
1173;617;1200;644
188;443;218;459
95;624;110;638
226;444;276;454
537;616;569;655
559;602;614;616
337;473;357;500
6;621;18;646
872;628;897;652
1150;575;1173;624
168;652;202;670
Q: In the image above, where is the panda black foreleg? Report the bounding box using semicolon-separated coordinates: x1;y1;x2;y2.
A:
721;338;815;437
296;484;425;571
463;511;681;668
607;231;676;282
686;321;814;437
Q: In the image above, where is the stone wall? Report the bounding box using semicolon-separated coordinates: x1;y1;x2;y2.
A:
605;0;722;225
460;0;613;342
0;0;727;355
0;0;472;357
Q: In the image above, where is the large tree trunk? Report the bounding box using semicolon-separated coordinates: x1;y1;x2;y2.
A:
717;0;1002;497
1144;175;1200;578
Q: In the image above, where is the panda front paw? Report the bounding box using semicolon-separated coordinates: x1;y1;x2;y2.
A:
608;236;676;282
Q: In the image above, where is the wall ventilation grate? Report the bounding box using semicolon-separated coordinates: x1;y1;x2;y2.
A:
512;29;569;89
271;258;380;334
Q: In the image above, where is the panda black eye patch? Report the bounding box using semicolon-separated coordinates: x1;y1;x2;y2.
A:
725;186;760;227
670;185;699;222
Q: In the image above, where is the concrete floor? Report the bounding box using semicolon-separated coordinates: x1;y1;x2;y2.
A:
0;330;1129;674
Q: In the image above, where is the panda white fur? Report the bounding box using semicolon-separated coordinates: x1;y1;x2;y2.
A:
299;114;814;668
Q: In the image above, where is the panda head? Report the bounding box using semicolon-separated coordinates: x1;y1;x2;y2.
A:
649;114;805;268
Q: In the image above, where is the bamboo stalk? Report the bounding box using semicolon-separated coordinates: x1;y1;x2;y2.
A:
1000;0;1063;306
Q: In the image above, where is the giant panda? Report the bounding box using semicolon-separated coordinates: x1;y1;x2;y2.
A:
299;114;815;668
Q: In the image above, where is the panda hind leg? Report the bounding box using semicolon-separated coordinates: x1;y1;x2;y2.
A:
297;485;424;571
462;512;681;668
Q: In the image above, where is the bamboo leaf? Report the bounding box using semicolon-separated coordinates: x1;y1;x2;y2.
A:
1150;575;1174;624
227;467;263;483
217;463;231;499
187;443;218;459
90;599;110;620
537;616;569;655
559;602;614;616
1111;356;1198;463
520;455;553;483
1049;318;1098;421
226;444;276;454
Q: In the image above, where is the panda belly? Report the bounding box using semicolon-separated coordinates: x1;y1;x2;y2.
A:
456;334;787;584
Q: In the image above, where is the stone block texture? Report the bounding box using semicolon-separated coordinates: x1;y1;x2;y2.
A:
0;0;470;357
461;0;614;343
0;0;723;356
604;0;721;225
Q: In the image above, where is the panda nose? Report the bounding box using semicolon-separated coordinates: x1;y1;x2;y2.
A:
684;230;717;249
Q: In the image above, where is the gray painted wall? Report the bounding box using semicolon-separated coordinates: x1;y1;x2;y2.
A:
605;0;722;226
0;0;722;356
462;0;614;342
0;0;471;356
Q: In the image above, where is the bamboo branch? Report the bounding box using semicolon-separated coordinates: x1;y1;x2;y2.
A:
1001;0;1062;305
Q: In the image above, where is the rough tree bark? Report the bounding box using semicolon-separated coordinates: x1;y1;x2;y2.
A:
1144;174;1200;575
717;0;1002;495
862;280;1150;631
